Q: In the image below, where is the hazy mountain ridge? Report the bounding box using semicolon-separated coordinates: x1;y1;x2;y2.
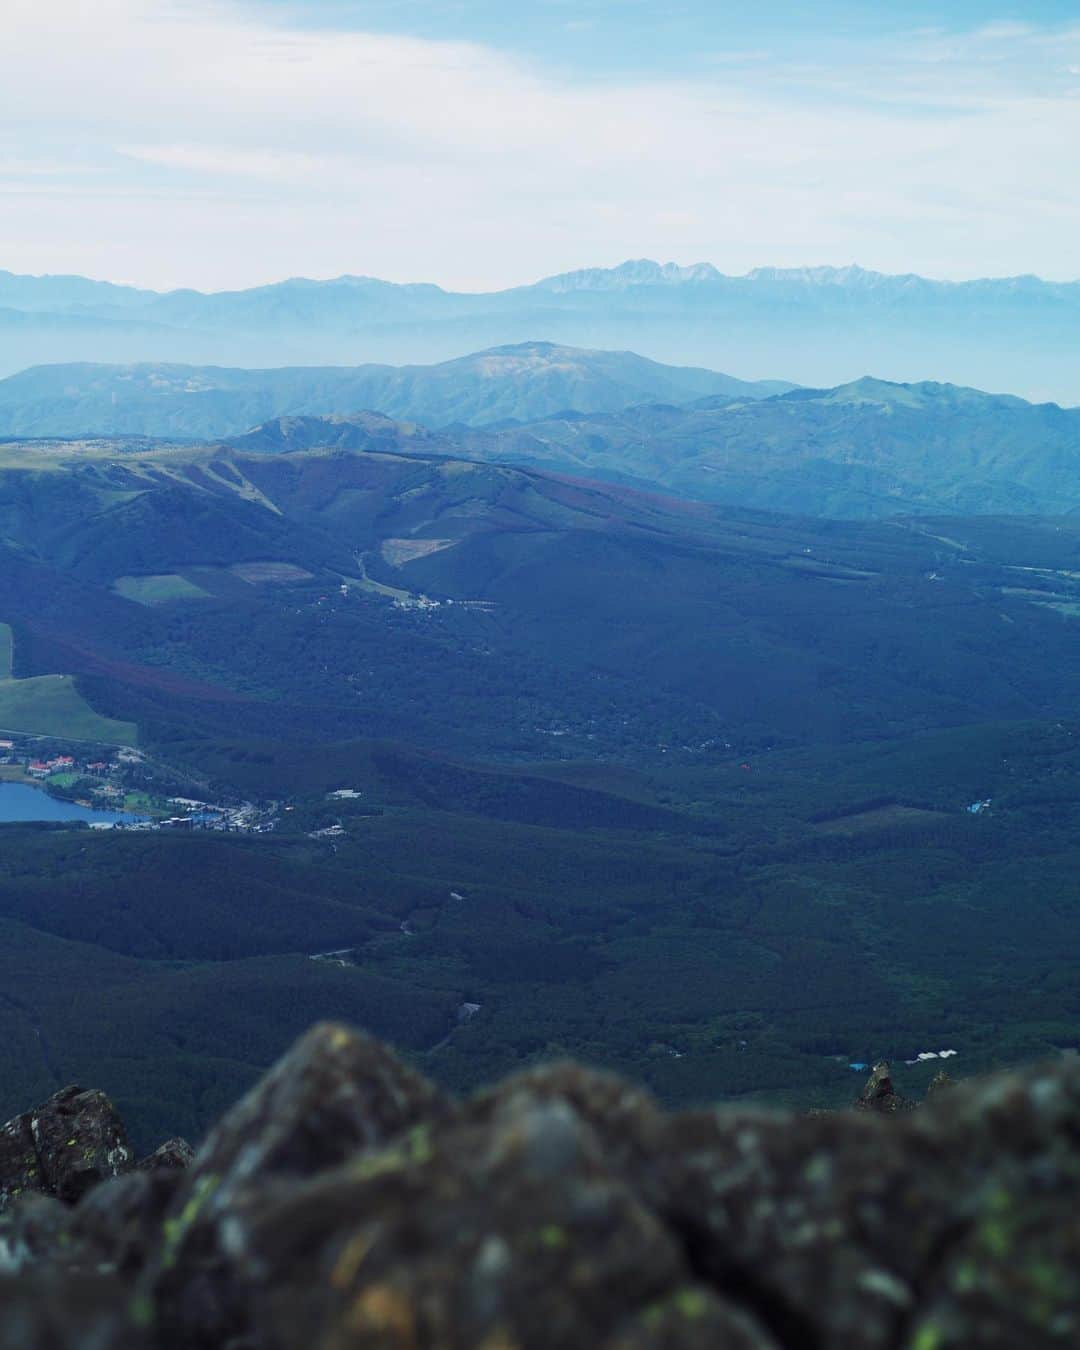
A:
0;261;1078;398
0;343;789;439
6;259;1079;312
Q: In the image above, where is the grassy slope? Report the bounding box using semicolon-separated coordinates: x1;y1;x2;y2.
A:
0;621;12;680
0;675;137;745
113;573;212;605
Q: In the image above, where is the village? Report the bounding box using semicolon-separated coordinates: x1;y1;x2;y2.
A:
0;735;278;833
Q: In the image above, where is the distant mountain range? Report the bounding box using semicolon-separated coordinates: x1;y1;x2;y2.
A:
0;260;1078;400
0;343;790;440
4;343;1080;519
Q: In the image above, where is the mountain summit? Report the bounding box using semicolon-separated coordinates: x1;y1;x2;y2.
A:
530;260;724;292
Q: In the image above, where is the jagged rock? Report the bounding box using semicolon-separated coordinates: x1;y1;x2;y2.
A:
0;1086;133;1212
137;1139;195;1173
147;1021;456;1348
0;1112;45;1212
3;1026;1079;1349
649;1107;936;1348
466;1061;665;1177
183;1021;453;1188
231;1091;762;1350
854;1061;914;1114
926;1070;954;1097
649;1060;1080;1349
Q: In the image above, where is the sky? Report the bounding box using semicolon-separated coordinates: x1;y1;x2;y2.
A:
1;1;1079;291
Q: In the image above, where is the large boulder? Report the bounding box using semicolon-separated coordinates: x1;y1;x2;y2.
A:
0;1086;133;1212
3;1025;1079;1348
146;1021;455;1348
648;1059;1080;1350
220;1087;774;1350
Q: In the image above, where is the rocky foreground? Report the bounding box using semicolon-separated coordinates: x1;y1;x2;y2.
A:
1;1027;1078;1348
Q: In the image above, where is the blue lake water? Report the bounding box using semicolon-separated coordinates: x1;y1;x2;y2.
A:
0;782;143;826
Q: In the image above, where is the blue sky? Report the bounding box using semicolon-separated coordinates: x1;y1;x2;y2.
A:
268;2;1078;59
1;2;1078;290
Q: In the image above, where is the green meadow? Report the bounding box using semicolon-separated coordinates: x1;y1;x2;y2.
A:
0;674;137;745
113;573;212;605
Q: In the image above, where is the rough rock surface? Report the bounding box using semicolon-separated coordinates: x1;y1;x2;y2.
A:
0;1085;134;1211
853;1061;915;1115
1;1023;1077;1349
137;1138;195;1173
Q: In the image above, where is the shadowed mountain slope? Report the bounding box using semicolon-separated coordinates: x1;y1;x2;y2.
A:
222;375;1080;520
445;377;1080;518
5;437;1080;754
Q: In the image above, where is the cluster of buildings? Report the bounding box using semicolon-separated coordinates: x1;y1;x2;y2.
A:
121;797;277;834
2;736;276;835
0;742;129;796
26;754;77;778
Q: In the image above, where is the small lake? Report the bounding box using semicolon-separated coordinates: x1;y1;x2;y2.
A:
0;782;145;826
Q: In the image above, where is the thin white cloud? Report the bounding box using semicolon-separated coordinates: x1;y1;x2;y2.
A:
0;0;1078;288
973;21;1038;41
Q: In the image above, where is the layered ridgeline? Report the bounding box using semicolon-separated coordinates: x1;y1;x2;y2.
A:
2;1023;1078;1349
0;259;1079;400
4;348;1080;519
234;374;1080;520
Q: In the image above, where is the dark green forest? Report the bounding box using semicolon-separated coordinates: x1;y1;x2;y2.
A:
2;717;1078;1150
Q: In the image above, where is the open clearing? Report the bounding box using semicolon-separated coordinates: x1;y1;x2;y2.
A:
113;574;212;605
815;803;951;835
0;622;12;680
230;561;314;585
381;538;458;567
0;675;138;745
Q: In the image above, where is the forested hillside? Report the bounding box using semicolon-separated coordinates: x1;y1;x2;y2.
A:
0;434;1078;1146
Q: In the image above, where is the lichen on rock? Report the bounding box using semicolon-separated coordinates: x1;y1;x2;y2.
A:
1;1026;1077;1349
